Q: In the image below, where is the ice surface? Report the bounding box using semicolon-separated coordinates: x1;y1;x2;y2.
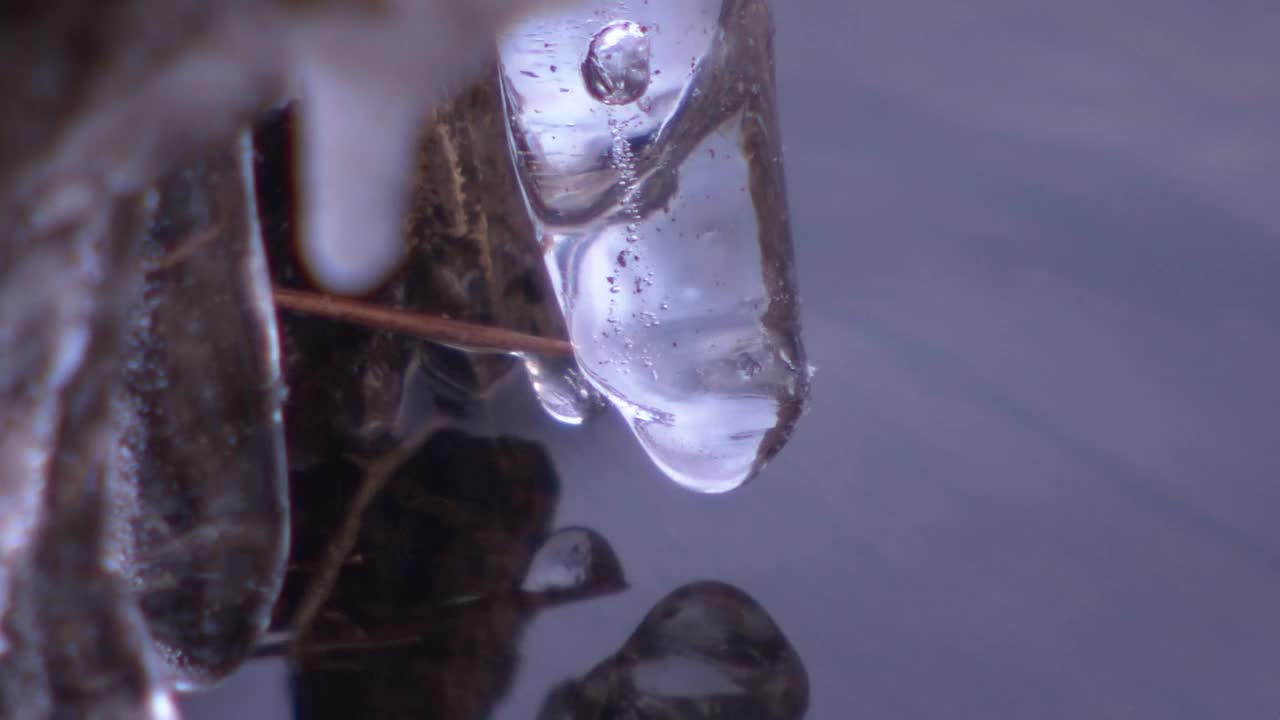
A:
499;0;809;492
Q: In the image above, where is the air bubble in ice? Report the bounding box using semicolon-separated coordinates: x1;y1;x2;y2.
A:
582;21;651;106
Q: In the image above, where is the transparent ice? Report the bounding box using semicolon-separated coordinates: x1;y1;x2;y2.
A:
110;133;290;691
499;0;809;492
520;353;607;426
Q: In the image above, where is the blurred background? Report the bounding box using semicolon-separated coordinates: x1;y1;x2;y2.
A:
187;1;1280;717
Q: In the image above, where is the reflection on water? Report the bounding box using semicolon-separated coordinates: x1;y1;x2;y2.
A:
538;581;809;720
276;428;806;718
279;431;628;719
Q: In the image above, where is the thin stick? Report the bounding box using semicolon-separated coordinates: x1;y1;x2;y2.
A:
272;286;573;358
287;418;446;655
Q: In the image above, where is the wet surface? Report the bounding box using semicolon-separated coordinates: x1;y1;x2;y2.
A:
187;1;1280;718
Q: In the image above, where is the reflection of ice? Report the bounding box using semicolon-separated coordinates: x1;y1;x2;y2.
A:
521;527;625;596
500;0;810;493
537;581;809;719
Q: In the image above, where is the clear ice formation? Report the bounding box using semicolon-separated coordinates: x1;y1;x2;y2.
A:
520;353;607;426
0;146;176;720
109;133;290;691
499;0;810;493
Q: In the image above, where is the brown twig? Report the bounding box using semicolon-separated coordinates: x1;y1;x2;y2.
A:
271;286;573;358
287;417;448;655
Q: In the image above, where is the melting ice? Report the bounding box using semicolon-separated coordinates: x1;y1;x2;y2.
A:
498;0;809;492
